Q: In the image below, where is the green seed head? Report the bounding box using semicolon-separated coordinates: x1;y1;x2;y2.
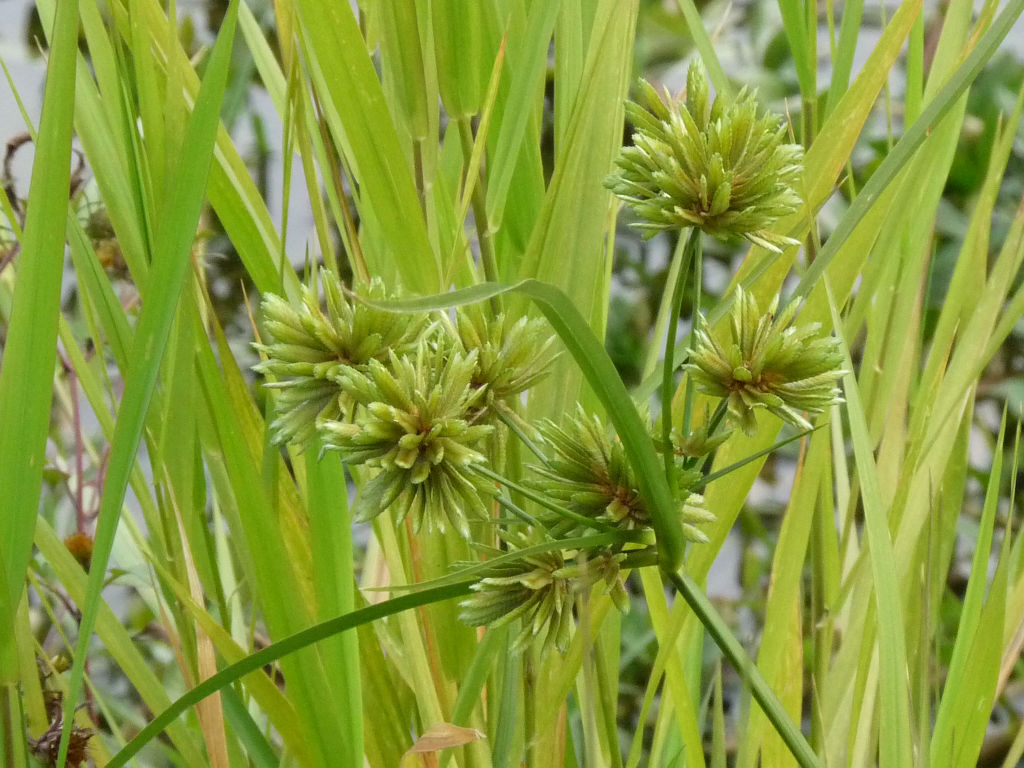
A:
254;272;427;445
454;304;559;420
460;543;575;655
319;343;495;536
460;538;631;656
606;59;804;251
530;406;713;541
685;288;846;436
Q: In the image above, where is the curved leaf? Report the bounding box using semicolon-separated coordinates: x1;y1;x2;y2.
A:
106;581;477;768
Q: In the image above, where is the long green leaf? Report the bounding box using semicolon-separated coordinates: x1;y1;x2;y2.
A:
673;0;732;98
378;0;430;140
201;316;350;765
664;571;818;768
304;450;363;765
777;0;815;99
0;0;78;686
432;0;489;119
739;432;828;766
485;0;561;230
58;3;240;762
792;0;1024;302
826;281;913;768
930;414;1008;765
518;0;637;417
296;0;440;292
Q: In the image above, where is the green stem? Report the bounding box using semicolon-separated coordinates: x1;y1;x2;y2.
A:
310;86;369;284
809;493;832;754
594;633;624;768
641;235;688;380
663;569;819;768
1;683;25;768
495;406;550;466
680;232;703;438
494;494;543;528
683;398;729;472
694;424;821;491
491;630;520;768
661;228;700;486
443;627;506;768
451;627;505;727
524;649;538;768
0;571;23;768
376;521;448;726
579;606;603;768
457;117;501;314
706;398;726;435
413;138;427;217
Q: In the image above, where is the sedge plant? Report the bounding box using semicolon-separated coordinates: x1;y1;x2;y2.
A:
0;1;1023;767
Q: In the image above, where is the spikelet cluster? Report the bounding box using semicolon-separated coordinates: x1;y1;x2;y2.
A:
254;274;425;444
686;288;846;435
255;272;559;537
320;343;495;536
254;270;746;659
460;536;629;655
530;407;714;542
454;304;559;422
606;60;804;251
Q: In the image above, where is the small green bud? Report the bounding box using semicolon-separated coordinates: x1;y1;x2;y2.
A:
670;411;732;459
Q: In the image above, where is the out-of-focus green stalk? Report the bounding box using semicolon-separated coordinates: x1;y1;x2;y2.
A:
458;116;501;314
0;0;78;723
1;682;28;768
664;570;819;768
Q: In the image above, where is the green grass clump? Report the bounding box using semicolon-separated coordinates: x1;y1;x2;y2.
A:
0;0;1023;766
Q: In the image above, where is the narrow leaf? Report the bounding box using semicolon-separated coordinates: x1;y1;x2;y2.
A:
58;3;241;761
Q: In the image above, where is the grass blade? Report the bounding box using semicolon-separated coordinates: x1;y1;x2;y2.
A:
297;0;440;292
0;0;78;655
825;280;913;768
930;414;1009;765
106;580;477;768
58;3;240;761
485;0;561;230
792;0;1024;302
664;571;818;768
